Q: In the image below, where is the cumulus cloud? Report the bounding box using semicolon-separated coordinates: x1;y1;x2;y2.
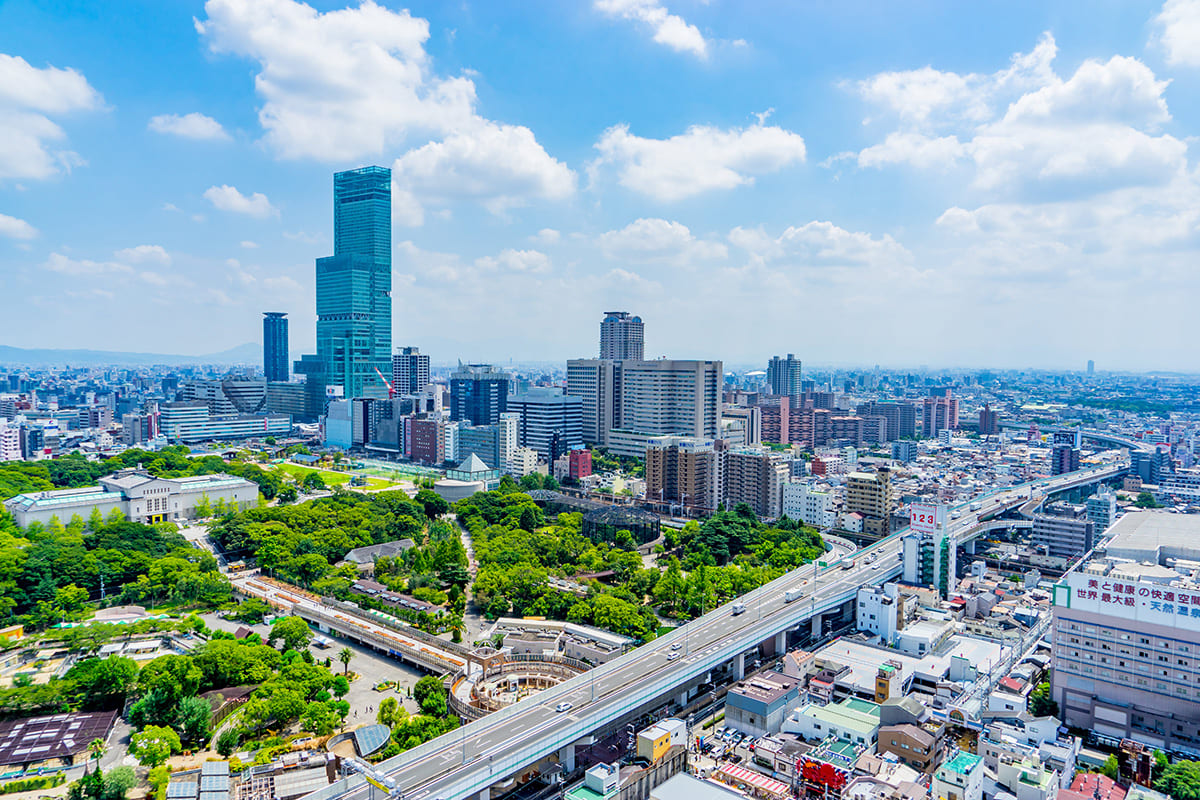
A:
854;34;1057;128
857;132;966;170
196;0;473;160
43;252;133;277
474;248;551;274
0;53;103;181
148;112;230;141
729;221;913;269
851;34;1187;201
204;184;279;218
1155;0;1200;67
594;0;709;59
530;228;561;245
392;120;576;224
591;120;806;201
114;244;172;266
0;213;37;240
197;0;575;221
598;218;727;264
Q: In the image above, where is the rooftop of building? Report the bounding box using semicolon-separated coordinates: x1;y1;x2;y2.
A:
1103;510;1200;563
341;539;415;563
794;697;881;736
1069;773;1127;800
0;710;118;766
809;635;1006;693
940;750;982;775
650;773;743;800
728;674;797;705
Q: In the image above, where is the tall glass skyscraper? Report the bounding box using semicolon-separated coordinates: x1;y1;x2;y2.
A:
262;312;289;383
296;166;392;400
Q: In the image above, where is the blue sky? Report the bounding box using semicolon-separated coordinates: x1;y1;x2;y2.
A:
3;0;1200;370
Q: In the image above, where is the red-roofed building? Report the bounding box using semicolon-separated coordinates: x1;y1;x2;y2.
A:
1066;773;1127;800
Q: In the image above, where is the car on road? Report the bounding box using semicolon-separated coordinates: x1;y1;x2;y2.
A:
667;652;679;661
670;642;682;650
555;702;573;712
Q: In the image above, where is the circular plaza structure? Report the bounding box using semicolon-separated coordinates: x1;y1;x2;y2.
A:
448;647;590;721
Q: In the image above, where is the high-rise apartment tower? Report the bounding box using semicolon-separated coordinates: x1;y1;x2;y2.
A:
392;346;431;394
766;354;803;398
599;311;644;361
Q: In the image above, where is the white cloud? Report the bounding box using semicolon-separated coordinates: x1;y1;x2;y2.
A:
0;213;37;240
730;221;913;268
148;112;230;141
263;275;303;292
474;248;551;274
392;120;576;223
114;244;172;266
196;0;476;161
591;120;806;201
857;132;965;170
598;218;727;264
197;0;574;220
0;53;103;181
240;240;258;248
204;184;279;218
852;34;1187;200
854;34;1057;128
594;0;709;59
530;228;561;245
1155;0;1200;67
857;67;984;125
43;252;133;276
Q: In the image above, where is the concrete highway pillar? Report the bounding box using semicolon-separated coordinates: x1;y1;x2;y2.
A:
964;540;976;555
477;791;489;800
678;690;689;708
559;744;575;773
733;653;744;681
811;614;822;638
775;631;786;655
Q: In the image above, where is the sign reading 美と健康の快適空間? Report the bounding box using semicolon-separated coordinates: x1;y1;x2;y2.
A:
1054;571;1200;632
909;503;944;535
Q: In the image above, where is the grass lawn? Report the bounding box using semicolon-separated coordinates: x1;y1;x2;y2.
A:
272;462;403;492
273;463;353;485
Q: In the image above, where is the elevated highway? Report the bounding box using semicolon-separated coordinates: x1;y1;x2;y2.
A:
998;423;1154;454
306;460;1128;800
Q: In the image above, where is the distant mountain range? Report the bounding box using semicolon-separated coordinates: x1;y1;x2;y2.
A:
0;342;263;367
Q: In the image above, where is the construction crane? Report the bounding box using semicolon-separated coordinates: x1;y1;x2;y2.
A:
373;366;395;399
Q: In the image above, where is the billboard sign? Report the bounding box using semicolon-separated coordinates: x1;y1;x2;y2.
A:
1055;571;1200;633
910;503;944;535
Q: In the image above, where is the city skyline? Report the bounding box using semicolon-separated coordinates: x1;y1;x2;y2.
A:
3;1;1200;370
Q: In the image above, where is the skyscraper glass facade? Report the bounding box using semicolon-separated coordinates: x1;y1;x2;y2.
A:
263;312;289;383
296;166;392;399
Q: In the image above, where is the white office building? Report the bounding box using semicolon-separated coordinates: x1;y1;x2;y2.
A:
608;359;723;459
782;481;836;527
857;583;902;644
566;359;618;447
